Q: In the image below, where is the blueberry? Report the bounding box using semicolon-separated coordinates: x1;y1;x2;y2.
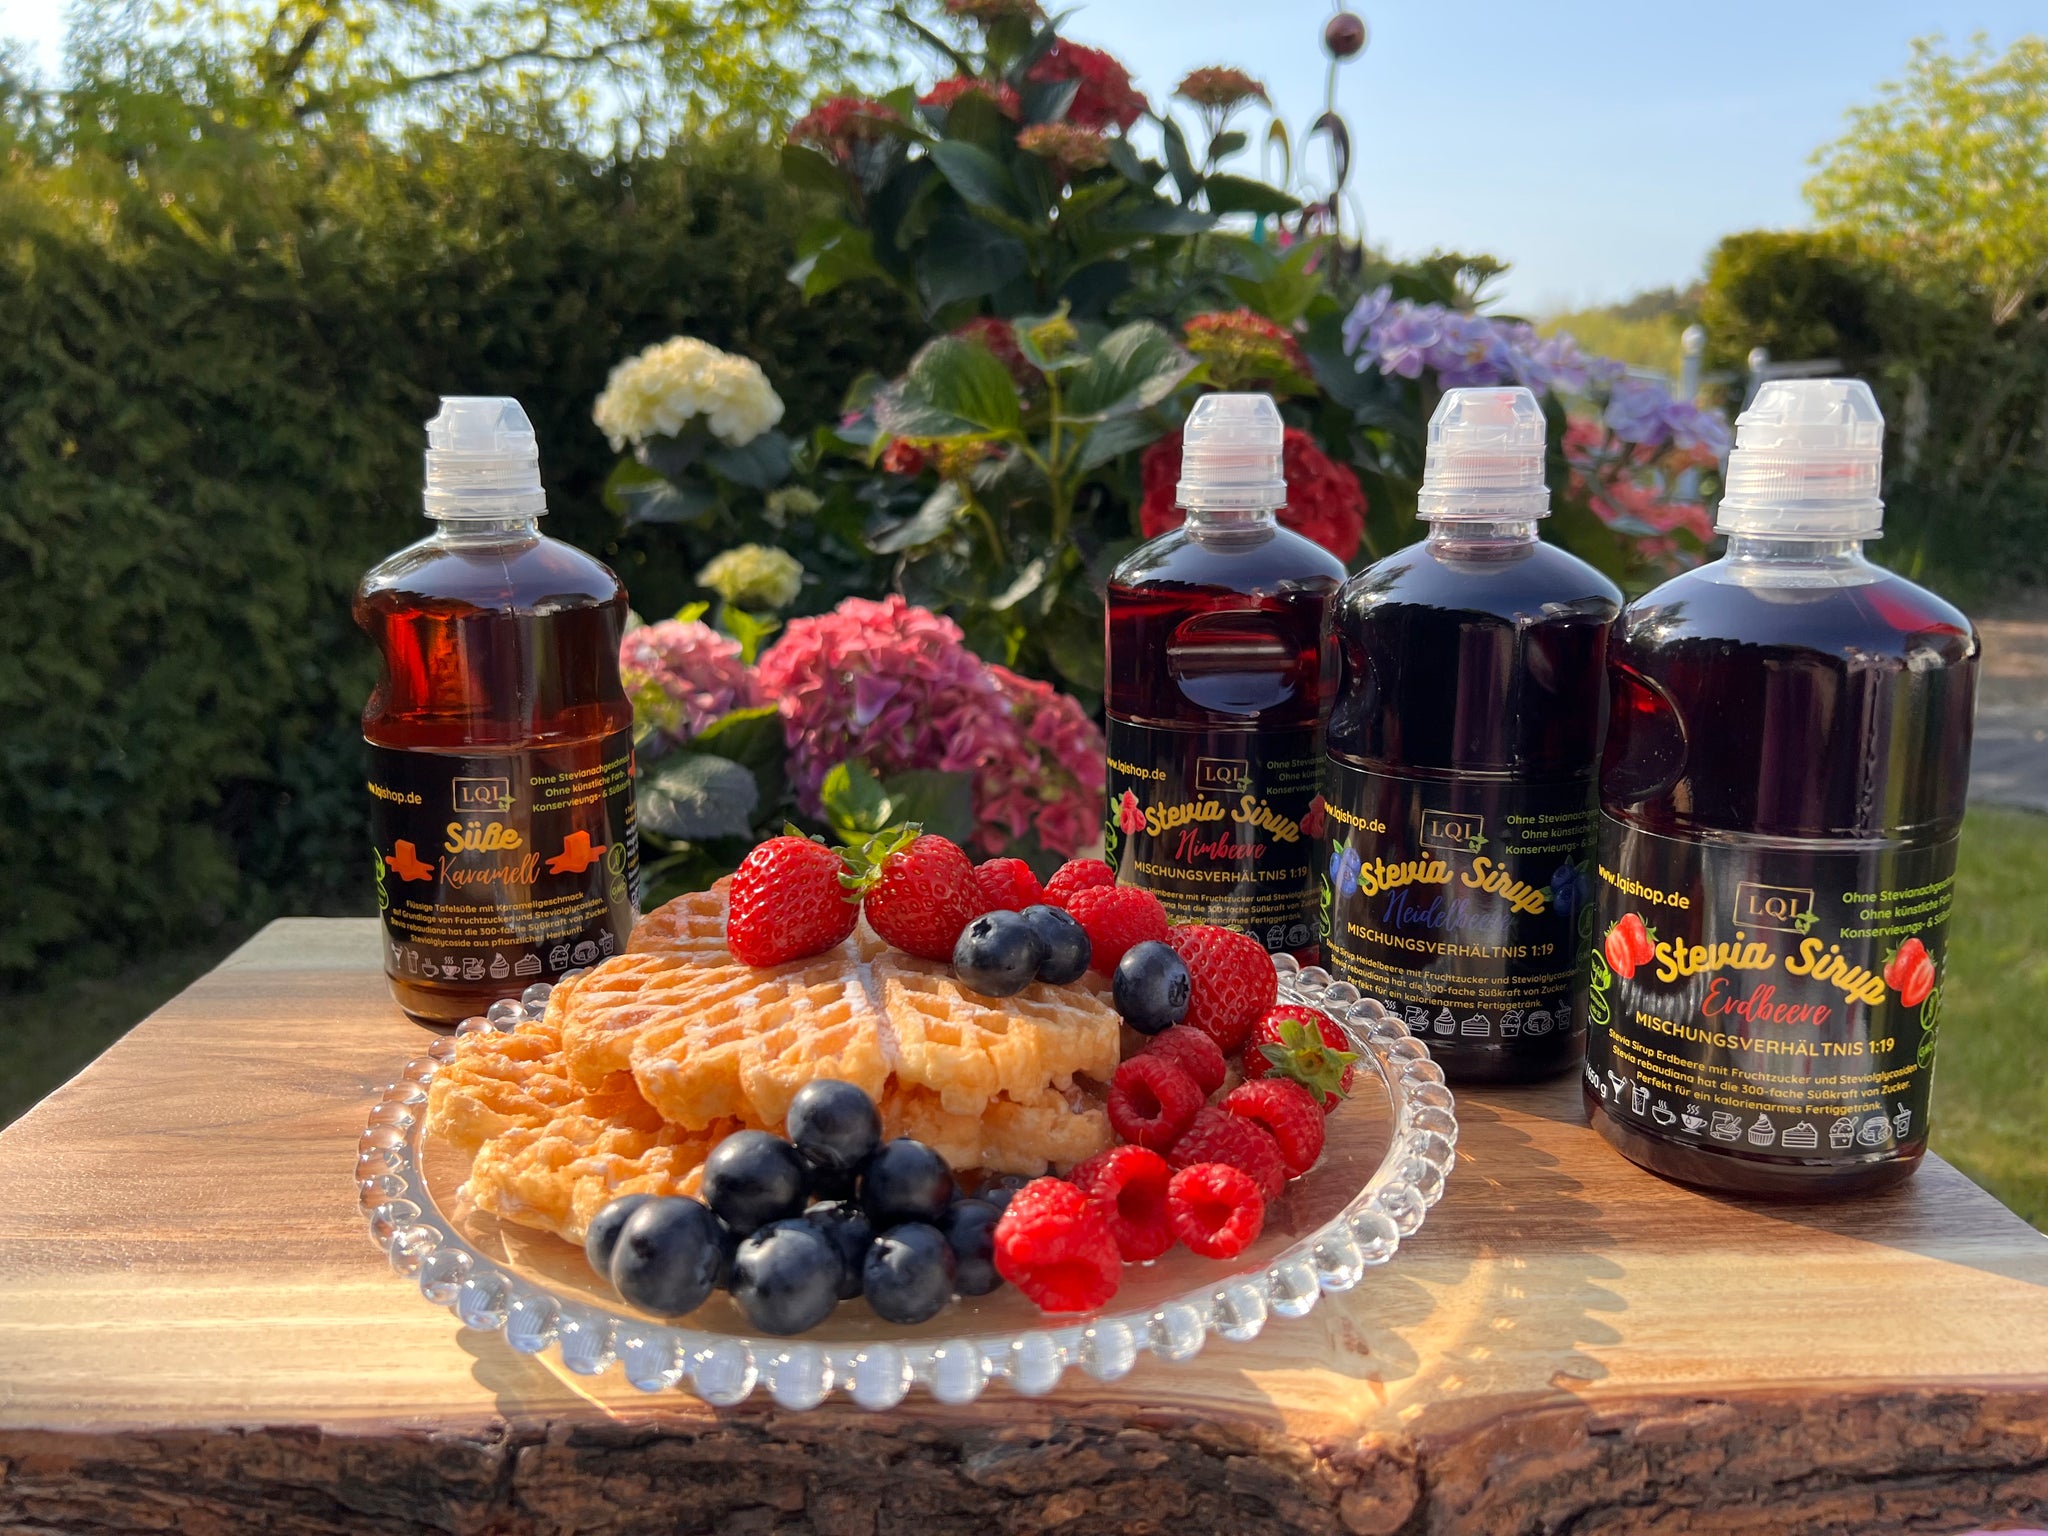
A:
700;1130;808;1236
973;1173;1031;1213
939;1198;1004;1296
608;1196;725;1317
1019;904;1091;984
730;1221;844;1335
803;1199;876;1300
861;1137;956;1227
584;1193;651;1280
863;1221;957;1324
953;910;1048;997
805;1161;860;1204
787;1079;883;1175
1113;939;1192;1034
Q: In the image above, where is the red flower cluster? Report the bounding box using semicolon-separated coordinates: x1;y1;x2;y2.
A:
1025;40;1149;132
789;96;901;163
1017;122;1110;179
919;76;1022;117
880;439;928;477
1140;426;1366;563
1182;309;1310;389
954;316;1042;397
1174;67;1268;111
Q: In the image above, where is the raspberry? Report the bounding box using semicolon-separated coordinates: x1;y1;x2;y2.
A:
1042;858;1116;909
1067;884;1169;976
1144;1025;1227;1096
1068;1145;1175;1262
992;1176;1122;1313
1222;1077;1325;1175
1166;924;1277;1053
1167;1106;1286;1201
974;857;1045;912
1168;1163;1266;1259
1106;1053;1203;1152
1247;1004;1359;1111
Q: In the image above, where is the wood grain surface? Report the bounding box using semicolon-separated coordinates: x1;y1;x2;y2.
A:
2;918;2045;1534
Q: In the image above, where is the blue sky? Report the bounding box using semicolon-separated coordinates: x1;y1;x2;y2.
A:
4;1;2040;310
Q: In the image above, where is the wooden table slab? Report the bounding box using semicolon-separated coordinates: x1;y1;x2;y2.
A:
2;919;2046;1534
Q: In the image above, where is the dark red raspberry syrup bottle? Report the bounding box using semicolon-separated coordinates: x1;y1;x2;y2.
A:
356;397;638;1026
1105;393;1345;956
1323;387;1621;1084
1588;380;1978;1196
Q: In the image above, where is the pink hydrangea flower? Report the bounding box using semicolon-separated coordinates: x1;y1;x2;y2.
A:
620;619;763;741
756;595;1105;856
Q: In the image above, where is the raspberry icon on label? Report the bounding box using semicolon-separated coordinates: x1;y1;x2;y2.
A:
1116;789;1146;835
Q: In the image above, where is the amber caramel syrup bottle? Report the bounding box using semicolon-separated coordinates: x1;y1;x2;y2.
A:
1104;393;1345;956
1588;380;1977;1196
355;397;637;1026
1325;387;1621;1085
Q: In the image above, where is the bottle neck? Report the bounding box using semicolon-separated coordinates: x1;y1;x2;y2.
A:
431;515;542;545
1425;516;1540;549
1723;533;1868;567
1184;501;1278;528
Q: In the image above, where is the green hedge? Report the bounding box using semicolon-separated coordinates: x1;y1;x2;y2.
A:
0;130;921;978
1699;231;2048;597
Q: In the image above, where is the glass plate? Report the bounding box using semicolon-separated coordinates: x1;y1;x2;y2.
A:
356;956;1458;1410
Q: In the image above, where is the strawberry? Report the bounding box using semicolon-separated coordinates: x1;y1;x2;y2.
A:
1222;1077;1325;1174
974;857;1044;913
725;834;859;967
1145;1025;1228;1097
1066;884;1169;975
1165;924;1277;1053
1043;858;1116;909
1167;1163;1265;1260
993;1176;1122;1313
845;827;987;962
1900;952;1937;1008
1883;937;1928;993
1068;1144;1175;1262
1106;1053;1204;1152
1247;1004;1358;1111
1604;913;1655;980
1167;1106;1287;1201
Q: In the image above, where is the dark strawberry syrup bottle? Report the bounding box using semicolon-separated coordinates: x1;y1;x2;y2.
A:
1589;380;1977;1195
356;397;638;1026
1105;393;1345;955
1324;387;1621;1084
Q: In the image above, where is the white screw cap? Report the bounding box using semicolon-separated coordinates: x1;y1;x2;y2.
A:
1176;392;1287;510
1716;379;1883;538
1417;386;1550;520
423;396;547;519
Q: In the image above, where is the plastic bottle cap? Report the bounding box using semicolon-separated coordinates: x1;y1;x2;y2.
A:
1176;392;1286;510
1716;378;1883;537
1416;386;1550;520
423;396;547;519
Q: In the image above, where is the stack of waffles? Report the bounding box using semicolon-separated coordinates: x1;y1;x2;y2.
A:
425;883;1119;1244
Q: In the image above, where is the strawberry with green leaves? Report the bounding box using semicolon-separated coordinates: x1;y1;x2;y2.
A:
1603;913;1655;980
1246;1003;1359;1112
726;832;860;967
844;826;988;961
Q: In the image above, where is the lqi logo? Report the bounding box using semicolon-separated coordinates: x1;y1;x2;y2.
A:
1194;756;1252;795
1420;808;1485;853
1733;880;1816;935
453;776;515;814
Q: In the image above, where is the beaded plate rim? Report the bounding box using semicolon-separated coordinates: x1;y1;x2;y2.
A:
355;954;1458;1410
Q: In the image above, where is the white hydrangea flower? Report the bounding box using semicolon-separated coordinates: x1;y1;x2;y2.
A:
698;544;805;611
592;336;786;450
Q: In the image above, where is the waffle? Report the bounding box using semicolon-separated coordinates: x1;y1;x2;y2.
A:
465;1111;730;1245
868;949;1120;1116
881;1083;1111;1174
425;1016;658;1156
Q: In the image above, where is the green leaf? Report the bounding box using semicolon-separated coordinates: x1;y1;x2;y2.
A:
937;89;1012;154
1208;129;1248;163
604;458;717;526
875;336;1024;439
1011;303;1085;372
789;219;886;299
928;140;1029;221
989;554;1050;611
1203;173;1301;218
881;769;977;847
705;430;794;491
1077;410;1170;470
867;480;967;553
1104;138;1160;188
638;753;759;841
1099;200;1218;236
1059;259;1134;319
915;216;1029;310
691;704;787;816
821;758;893;840
1020;77;1079;126
719;606;781;664
1061;322;1197;421
1042;580;1107;693
1161;116;1200;203
671;601;711;624
781;143;849;198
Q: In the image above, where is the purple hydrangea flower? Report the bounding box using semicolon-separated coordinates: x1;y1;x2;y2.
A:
1604;376;1675;448
1663;398;1732;457
1341;284;1393;357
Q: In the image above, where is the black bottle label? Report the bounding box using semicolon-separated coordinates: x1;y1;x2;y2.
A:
1322;762;1599;1054
367;730;639;988
1586;815;1956;1163
1104;718;1322;953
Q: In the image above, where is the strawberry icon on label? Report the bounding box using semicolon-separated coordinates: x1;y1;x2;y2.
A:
1883;935;1937;1008
545;830;607;875
384;840;435;882
1603;912;1656;979
1116;789;1146;835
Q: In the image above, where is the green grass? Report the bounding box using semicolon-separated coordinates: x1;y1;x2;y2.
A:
2;812;2045;1227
